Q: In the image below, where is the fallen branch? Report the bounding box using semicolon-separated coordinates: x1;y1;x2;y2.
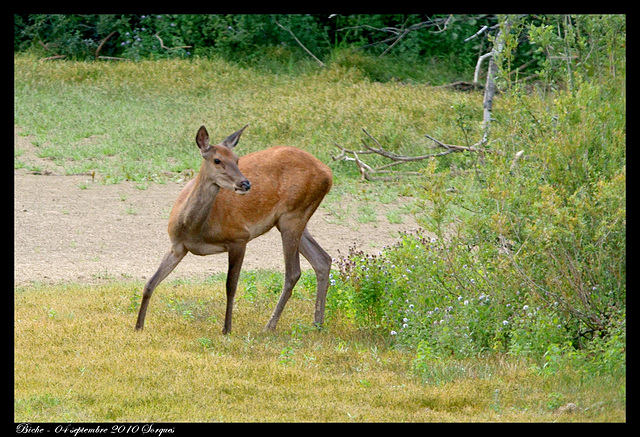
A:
423;134;503;155
434;81;484;92
40;55;67;61
332;17;533;182
333;128;502;181
97;56;129;61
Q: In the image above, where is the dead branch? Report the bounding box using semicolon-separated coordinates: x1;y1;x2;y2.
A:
474;52;493;84
338;15;453;56
95;31;116;59
39;55;67;61
333;129;499;181
510;150;525;171
154;33;192;51
434;81;484;92
464;25;490;42
97;56;129;61
38;40;52;52
275;20;325;67
482;19;512;135
332;16;519;181
38;40;67;61
362;129;456;161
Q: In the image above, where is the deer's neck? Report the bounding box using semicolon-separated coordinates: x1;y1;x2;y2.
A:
181;171;221;231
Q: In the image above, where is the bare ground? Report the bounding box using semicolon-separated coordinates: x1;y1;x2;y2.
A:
14;128;422;285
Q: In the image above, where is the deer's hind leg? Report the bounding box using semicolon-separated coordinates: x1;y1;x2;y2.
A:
299;227;332;328
264;216;304;332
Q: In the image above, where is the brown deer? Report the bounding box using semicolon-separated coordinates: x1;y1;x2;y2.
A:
135;125;333;334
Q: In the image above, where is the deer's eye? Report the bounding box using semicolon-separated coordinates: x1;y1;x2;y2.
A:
213;159;221;165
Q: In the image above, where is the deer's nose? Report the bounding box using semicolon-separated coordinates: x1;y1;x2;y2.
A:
239;180;251;192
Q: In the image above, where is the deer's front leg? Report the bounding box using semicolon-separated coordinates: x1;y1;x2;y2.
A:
136;245;187;331
223;243;246;335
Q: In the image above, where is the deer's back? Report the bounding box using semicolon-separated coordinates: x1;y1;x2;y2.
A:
190;146;332;247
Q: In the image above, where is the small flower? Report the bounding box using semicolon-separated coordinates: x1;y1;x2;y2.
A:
402;324;408;329
403;318;409;323
390;330;397;336
502;320;509;326
464;300;469;305
523;305;529;311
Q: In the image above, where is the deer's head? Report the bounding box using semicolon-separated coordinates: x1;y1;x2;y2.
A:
196;125;251;194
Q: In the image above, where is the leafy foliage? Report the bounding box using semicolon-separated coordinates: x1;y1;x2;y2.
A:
14;14;512;82
329;14;625;378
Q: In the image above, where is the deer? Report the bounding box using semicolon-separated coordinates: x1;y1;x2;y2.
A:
135;124;333;335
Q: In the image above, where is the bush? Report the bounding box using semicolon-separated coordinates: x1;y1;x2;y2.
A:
331;232;574;358
13;14;494;81
329;15;625;372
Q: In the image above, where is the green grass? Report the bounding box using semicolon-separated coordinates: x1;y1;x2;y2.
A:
14;280;625;422
14;54;482;185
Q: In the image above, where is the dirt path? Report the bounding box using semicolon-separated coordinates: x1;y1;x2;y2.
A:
14;128;421;285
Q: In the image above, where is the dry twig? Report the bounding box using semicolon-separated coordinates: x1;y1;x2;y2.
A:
275;20;325;67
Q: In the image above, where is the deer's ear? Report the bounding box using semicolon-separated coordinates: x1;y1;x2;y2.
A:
196;125;211;152
221;124;248;149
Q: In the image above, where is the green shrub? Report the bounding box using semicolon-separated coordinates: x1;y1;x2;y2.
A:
329;15;625;372
13;14;496;82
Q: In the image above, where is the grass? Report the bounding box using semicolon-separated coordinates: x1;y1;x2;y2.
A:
14;54;482;185
14;280;625;422
14;54;625;422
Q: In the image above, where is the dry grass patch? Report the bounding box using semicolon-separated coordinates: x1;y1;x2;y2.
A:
15;281;623;422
